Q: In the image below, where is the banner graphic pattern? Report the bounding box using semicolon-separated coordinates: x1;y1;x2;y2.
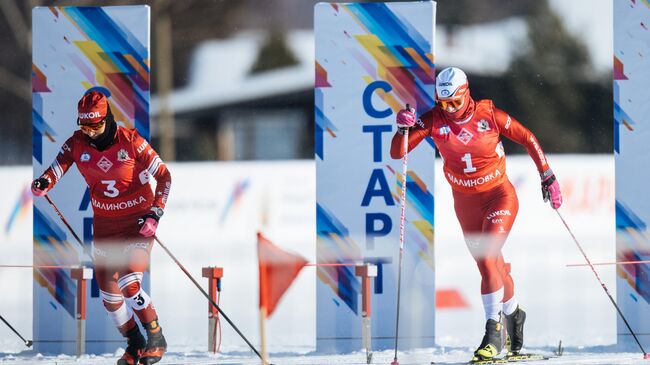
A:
32;6;150;354
614;0;650;350
315;1;436;353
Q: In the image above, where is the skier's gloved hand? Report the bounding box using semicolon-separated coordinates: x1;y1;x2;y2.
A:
396;105;416;135
138;216;158;237
541;169;562;209
138;207;162;237
31;177;51;197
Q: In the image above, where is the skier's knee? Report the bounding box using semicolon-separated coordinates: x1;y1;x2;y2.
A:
499;262;511;275
475;258;499;278
118;272;144;296
100;289;124;311
118;272;151;310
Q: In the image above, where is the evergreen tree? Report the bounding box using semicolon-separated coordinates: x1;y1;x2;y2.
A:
250;30;299;74
501;0;610;153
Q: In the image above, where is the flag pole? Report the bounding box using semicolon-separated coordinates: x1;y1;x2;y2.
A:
258;231;270;365
259;306;269;365
256;231;307;365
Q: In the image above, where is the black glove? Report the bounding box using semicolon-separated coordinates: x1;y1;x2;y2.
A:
540;169;562;209
32;177;50;191
541;174;556;202
138;207;163;226
31;177;51;196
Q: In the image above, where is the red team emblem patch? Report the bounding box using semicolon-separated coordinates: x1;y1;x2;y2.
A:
456;128;474;145
97;156;113;173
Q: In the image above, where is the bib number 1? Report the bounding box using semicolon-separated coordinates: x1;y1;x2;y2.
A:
461;153;476;173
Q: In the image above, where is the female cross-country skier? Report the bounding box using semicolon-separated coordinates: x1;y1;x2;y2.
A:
32;90;171;365
390;67;562;362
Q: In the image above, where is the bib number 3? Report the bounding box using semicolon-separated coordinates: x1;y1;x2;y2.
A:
101;180;119;197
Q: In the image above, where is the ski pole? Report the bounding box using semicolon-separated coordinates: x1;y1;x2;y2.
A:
43;195;264;360
392;106;411;365
153;235;264;361
555;209;648;358
42;194;94;265
567;260;650;267
44;195;84;246
0;314;32;347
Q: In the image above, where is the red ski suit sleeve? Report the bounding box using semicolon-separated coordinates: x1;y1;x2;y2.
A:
132;131;171;210
390;107;550;175
493;107;549;174
390;111;434;159
40;137;76;187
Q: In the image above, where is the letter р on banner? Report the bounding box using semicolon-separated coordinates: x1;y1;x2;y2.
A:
315;2;437;353
32;6;150;355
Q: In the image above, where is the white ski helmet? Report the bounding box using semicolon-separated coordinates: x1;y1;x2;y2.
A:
435;67;469;101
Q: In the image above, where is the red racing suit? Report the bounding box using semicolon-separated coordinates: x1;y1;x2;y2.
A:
391;100;549;300
40;126;171;330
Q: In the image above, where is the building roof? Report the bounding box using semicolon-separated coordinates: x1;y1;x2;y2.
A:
152;30;314;116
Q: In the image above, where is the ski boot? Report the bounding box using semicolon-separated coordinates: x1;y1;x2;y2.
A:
139;319;167;365
117;325;146;365
505;306;526;356
471;317;505;363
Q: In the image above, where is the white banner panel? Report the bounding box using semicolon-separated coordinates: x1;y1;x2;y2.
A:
32;6;150;354
614;0;650;351
315;1;437;352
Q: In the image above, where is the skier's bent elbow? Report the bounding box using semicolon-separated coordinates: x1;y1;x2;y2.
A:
390;134;407;159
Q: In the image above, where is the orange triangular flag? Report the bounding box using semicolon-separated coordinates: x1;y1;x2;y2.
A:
257;231;308;318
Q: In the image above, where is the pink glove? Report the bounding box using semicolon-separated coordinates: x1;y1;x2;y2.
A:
541;170;562;209
396;105;416;129
139;218;158;237
31;177;50;197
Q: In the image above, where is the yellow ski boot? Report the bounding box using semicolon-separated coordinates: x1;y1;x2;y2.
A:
470;317;505;363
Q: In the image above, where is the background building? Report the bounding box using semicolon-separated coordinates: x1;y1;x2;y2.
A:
0;0;611;163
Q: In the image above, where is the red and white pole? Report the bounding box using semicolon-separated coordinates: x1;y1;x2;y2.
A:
355;264;378;364
202;266;224;353
71;266;93;357
392;124;410;365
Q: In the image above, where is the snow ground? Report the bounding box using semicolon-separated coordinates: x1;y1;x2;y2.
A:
0;347;648;365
